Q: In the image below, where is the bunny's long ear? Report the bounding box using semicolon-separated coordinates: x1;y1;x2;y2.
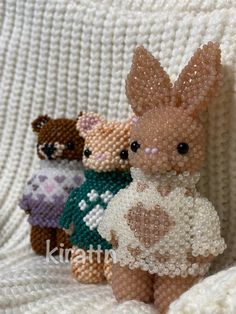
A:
174;42;222;117
126;46;172;116
76;112;104;138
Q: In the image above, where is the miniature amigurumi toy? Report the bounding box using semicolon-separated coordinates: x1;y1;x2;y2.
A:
19;115;85;256
98;42;226;313
59;112;132;284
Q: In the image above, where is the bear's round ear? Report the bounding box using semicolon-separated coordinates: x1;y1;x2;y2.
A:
32;115;51;133
76;112;104;138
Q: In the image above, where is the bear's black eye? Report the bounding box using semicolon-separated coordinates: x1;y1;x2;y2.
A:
84;148;92;158
177;143;189;155
67;142;75;150
131;141;140;153
120;149;128;160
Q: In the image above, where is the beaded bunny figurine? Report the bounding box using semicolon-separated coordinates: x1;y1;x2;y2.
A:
98;42;226;313
60;112;132;284
19;116;85;255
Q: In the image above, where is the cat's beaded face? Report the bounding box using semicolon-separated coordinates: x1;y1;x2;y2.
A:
76;112;131;172
82;122;131;172
129;107;206;174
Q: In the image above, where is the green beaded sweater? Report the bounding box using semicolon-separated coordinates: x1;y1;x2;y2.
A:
60;170;132;250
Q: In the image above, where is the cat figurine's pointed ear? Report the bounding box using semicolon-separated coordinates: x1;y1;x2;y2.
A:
76;112;105;138
32;115;51;133
174;42;222;117
125;46;172;116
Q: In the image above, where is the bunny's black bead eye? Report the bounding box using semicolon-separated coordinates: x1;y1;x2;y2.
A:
84;148;92;158
67;142;75;150
120;149;129;160
177;143;189;155
131;141;140;153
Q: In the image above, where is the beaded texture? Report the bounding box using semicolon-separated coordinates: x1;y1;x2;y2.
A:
100;169;225;276
60;112;132;283
98;42;226;313
60;170;132;250
1;1;236;313
19;116;85;255
70;247;106;284
77;112;131;172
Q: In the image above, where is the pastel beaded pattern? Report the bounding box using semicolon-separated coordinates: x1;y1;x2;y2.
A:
99;168;225;276
20;160;84;228
98;41;226;302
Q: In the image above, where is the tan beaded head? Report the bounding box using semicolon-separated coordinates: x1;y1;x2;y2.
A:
76;112;131;172
126;42;222;174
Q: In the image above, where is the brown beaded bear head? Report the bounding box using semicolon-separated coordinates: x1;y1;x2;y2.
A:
32;116;84;161
76;112;131;172
126;42;222;174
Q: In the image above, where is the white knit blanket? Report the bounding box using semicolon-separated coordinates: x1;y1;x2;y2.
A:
0;0;236;313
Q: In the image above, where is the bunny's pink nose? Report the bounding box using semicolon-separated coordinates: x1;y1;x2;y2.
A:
145;147;158;155
96;153;107;161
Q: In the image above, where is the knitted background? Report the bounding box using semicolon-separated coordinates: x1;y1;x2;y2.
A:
0;0;236;313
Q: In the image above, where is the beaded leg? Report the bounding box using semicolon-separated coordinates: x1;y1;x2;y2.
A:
154;275;201;314
30;226;56;256
104;255;113;284
112;264;154;303
56;228;72;259
71;247;105;283
56;228;71;249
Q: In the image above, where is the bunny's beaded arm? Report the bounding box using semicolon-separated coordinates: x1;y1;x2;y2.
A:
190;197;225;260
98;42;226;314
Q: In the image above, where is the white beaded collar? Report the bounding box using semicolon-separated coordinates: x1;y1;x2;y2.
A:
131;168;200;189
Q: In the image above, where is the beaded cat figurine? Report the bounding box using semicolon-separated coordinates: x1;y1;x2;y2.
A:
19;115;85;255
60;112;132;283
98;42;226;313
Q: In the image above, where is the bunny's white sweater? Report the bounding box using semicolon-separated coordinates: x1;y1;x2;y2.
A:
98;168;226;277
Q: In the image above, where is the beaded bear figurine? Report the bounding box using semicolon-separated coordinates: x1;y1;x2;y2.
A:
60;112;132;284
19;115;85;255
98;42;226;313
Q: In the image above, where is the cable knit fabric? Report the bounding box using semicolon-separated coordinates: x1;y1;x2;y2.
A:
0;0;236;313
60;170;132;250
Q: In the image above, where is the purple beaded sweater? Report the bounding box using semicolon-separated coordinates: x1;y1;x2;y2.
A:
19;160;84;228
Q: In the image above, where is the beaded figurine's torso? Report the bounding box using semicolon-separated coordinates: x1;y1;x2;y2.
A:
60;169;132;250
20;160;84;228
99;168;226;276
